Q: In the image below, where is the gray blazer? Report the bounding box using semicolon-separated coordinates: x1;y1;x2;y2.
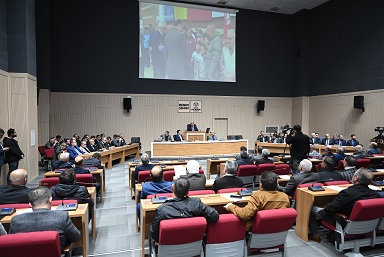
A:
277;172;320;197
10;208;80;251
161;134;173;142
180;173;206;191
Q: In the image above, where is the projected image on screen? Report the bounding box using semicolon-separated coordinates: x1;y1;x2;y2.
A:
139;1;236;82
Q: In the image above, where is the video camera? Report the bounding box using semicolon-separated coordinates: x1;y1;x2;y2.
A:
280;124;292;134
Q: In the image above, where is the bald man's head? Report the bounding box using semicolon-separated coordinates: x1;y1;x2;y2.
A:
150;166;163;182
75;156;84;167
9;169;28;186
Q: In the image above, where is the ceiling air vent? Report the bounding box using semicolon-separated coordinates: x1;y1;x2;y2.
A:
270;6;280;12
217;0;228;5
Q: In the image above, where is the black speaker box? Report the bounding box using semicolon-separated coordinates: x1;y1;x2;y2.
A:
257;100;265;113
354;96;364;110
123;98;132;111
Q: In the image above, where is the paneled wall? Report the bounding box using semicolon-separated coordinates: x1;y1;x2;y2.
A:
50;93;293;152
38;89;50;146
0;69;38;184
309;89;384;146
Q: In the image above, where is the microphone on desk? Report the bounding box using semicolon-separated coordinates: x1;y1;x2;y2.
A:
57;197;78;211
151;184;174;204
238;188;253;196
307;179;334;192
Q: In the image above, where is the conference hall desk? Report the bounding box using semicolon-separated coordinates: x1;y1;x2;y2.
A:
295;183;384;242
185;131;209;142
82;144;140;169
206;158;235;179
255;142;356;155
151;140;248;158
45;169;105;203
1;203;90;257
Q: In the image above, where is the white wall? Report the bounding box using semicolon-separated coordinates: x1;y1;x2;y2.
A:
49;93;293;152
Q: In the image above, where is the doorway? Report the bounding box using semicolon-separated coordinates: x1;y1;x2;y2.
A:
213;118;228;140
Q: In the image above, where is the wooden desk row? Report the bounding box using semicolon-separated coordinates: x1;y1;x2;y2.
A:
255;142;356;155
1;203;90;257
82;144;140;169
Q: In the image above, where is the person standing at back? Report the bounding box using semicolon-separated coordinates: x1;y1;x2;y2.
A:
3;128;24;184
0;128;10;173
286;125;310;174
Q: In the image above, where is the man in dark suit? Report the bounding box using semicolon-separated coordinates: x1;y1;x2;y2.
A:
318;157;342;181
73;156;91;175
0;128;10;171
98;137;110;150
277;159;319;197
187;122;198;131
134;154;156;181
255;149;274;165
67;140;83;160
309;168;377;242
10;186;81;252
174;130;184;142
0;169;33;204
336;134;347;146
329;134;338;145
3;128;24;183
87;138;99;152
347;134;360;147
236;150;254;166
321;133;331;146
212;160;243;192
286;125;310;174
83;152;103;169
149;21;166;79
52;152;73;170
164;19;187;79
309;133;321;145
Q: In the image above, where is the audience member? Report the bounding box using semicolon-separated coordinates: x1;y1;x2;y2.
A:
160;131;172;142
45;137;58;149
87;138;99;152
353;145;367;159
0;169;32;204
236;150;254;166
98;137;110;150
67;140;83;160
333;147;346;167
338;156;357;182
309;168;377;242
336;134;347;146
180;160;205;190
73;134;81;146
54;142;67;162
150;177;219;242
318;157;342;181
254;146;263;160
0;128;10;171
56;135;62;144
321;134;331;146
208;131;218;141
256;131;264;141
173;130;184;141
310;132;321;144
308;145;322;158
140;166;173;199
119;134;127;146
212;160;243;192
329;134;338;145
51;169;94;220
255;149;274;165
83;152;103;169
52;152;73;170
110;134;122;147
73;156;90;174
224;171;289;229
367;142;381;155
134;154;156;181
322;145;334;157
277;159;319;197
4;128;24;183
10;186;81;252
79;141;91;153
347;134;359;147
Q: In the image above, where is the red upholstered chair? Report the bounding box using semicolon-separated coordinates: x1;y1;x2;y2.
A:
255;164;276;185
274;164;290;175
147;193;173;199
163;170;175;182
356;158;370;168
237;165;257;190
51;199;78;206
373;154;384;156
188;190;215;196
44;148;55;170
138;170;152;184
321;198;384;255
291;183;324;208
39;177;60;188
0;231;62;257
38;146;46;166
316;163;322;172
323;181;350;186
217;188;247;194
337;160;344;170
199;169;204;174
205;214;247;257
150;217;207;257
0;203;30;209
75;174;94;187
248;208;297;256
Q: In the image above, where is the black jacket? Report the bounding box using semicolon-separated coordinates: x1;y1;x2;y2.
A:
212;175;243;193
87;144;99;152
3;137;24;163
286;132;310;160
83;158;103;169
255;157;274;165
0;185;33;204
150;197;219;242
277;172;320;197
53;160;73;170
236;157;254;166
318;169;343;181
323;184;377;217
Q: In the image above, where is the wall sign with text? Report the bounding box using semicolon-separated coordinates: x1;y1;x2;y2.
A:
178;100;190;113
178;100;202;113
190;101;202;113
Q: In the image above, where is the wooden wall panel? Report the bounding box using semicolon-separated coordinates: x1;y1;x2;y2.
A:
38;89;50;146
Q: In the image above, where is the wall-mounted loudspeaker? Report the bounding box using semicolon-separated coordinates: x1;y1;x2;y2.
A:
257;100;265;113
123;97;132;112
353;95;364;112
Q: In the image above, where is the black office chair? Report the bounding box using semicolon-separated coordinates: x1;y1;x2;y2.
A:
227;135;236;140
131;137;141;149
235;135;243;140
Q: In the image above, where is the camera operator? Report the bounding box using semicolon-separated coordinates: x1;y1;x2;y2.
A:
286;124;310;174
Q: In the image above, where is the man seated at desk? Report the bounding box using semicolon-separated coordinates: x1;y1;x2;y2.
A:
67;140;83;160
134;154;156;181
367;142;382;155
212;160;243;192
160;131;172;142
51;168;94;220
277;159;319;197
236;150;254;166
224;171;289;230
83;152;103;169
187;122;198;131
338;156;357;182
255;149;274;165
318;157;342;181
9;186;81;252
208;131;218;141
180;160;206;190
173;130;184;142
308;145;322;159
353;145;367;159
0;169;33;204
150;177;219;243
309;168;377;243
